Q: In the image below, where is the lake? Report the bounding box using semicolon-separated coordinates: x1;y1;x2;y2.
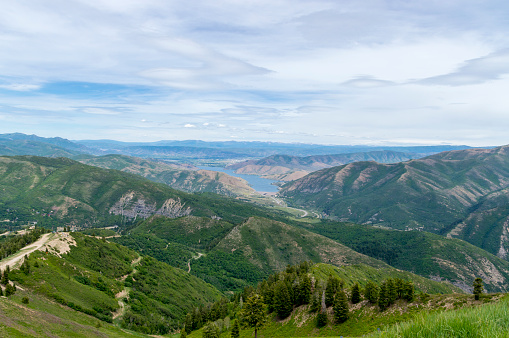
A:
198;166;280;193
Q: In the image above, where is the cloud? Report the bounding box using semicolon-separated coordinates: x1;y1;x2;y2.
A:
0;83;41;91
184;123;196;128
419;49;509;86
342;76;395;88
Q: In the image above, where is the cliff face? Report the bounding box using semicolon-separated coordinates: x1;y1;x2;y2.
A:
109;192;191;220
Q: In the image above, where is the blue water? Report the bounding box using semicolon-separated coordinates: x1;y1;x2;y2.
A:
198;166;280;193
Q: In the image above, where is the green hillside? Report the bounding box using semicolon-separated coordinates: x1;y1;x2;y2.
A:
118;216;462;295
185;262;474;338
301;221;509;293
78;154;256;197
7;232;221;335
0;155;287;228
279;146;509;258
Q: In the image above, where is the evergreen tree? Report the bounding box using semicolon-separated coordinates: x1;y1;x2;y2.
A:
240;294;267;338
231;319;240;338
5;283;15;297
378;281;389;311
386;279;397;305
325;275;341;307
295;274;312;306
0;286;3;297
395;278;405;299
202;322;220;338
403;281;414;302
350;283;361;304
364;280;379;304
309;293;320;313
316;291;327;327
333;290;349;323
1;266;9;285
180;328;187;338
273;280;293;318
473;277;484;301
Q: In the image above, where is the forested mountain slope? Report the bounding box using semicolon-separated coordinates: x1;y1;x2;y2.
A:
0;155;286;228
280;146;509;258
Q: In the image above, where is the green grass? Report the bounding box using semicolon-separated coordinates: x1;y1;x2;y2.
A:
0;289;146;337
369;294;509;337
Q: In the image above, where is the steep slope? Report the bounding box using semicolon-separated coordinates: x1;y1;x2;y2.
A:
227;150;419;181
0;155;287;228
280;146;509;257
7;232;221;335
303;221;509;292
78;154;256;197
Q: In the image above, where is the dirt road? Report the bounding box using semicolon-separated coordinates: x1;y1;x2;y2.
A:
0;233;54;271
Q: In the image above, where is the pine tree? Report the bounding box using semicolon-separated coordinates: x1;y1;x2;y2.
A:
403;281;414;302
364;280;379;304
473;277;484;301
386;279;397;305
1;266;9;285
310;292;320;313
350;283;361;304
325;275;341;307
231;319;240;338
180;328;187;338
333;290;349;323
202;322;220;338
5;283;15;297
378;281;389;311
273;280;293;318
316;290;327;327
240;294;267;338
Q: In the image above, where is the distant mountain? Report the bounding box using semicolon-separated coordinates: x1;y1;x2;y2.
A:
0;133;95;154
0;139;80;157
77;138;472;159
279;146;509;259
77;154;256;197
227;151;420;181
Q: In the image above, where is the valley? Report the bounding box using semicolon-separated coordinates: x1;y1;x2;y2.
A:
0;134;507;337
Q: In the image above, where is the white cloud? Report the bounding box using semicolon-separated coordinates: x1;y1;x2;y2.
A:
1;1;509;146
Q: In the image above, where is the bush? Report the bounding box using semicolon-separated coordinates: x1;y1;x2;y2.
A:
21;296;29;304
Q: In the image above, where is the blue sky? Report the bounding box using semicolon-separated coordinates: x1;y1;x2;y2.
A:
1;0;509;146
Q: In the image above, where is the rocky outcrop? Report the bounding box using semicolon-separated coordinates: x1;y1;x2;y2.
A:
109;191;191;220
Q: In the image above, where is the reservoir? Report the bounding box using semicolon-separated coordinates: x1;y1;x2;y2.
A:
198;166;280;193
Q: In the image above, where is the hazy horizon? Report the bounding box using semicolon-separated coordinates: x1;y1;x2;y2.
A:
1;1;509;147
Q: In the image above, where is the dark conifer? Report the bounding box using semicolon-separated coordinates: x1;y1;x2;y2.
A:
350;283;361;304
231;319;240;338
378;281;389;311
364;280;379;304
333;290;349;323
274;280;293;318
473;277;484;301
325;275;341;307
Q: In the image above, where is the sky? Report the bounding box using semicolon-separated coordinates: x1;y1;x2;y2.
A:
1;0;509;146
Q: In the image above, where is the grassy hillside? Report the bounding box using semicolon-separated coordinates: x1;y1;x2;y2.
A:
0;155;288;228
119;215;461;294
369;294;509;338
185;262;469;338
0;290;147;337
301;221;509;293
8;232;221;335
227;151;420;181
279;146;509;258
